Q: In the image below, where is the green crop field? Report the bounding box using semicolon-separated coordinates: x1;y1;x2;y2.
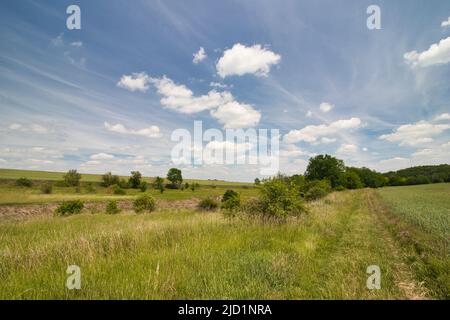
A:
0;179;449;299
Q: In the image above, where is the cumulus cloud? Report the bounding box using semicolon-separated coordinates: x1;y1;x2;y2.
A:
434;113;450;121
210;101;261;128
193;47;207;64
442;17;450;28
404;37;450;68
321;137;336;144
117;72;150;92
375;157;411;172
284;117;362;144
379;120;450;146
90;153;115;160
338;143;358;153
71;41;83;47
319;102;334;113
216;43;281;78
104;122;162;138
150;76;234;113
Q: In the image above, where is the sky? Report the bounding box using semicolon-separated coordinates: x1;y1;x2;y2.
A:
0;0;449;182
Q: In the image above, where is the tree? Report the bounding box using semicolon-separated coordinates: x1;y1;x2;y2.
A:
341;171;364;189
305;155;345;188
64;169;81;186
254;178;261;185
128;171;142;189
154;176;164;193
101;172;120;187
167;168;183;188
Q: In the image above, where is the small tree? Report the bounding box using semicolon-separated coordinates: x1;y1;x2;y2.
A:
167;168;183;189
133;194;156;213
106;200;121;214
139;181;148;192
64;169;81;187
128;171;142;189
16;177;33;187
154;176;164;193
254;178;261;186
101;172;120;187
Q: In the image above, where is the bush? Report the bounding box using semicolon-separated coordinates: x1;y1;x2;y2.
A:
111;184;126;195
40;183;53;194
198;198;219;211
101;172;120;187
55;200;84;216
106;200;121;214
304;180;332;201
64;169;81;187
129;171;142;189
139;181;148;192
118;179;129;189
133;194;156;213
16;177;33;187
84;182;96;193
341;171;364;189
222;189;239;202
153;176;164;193
256;177;306;218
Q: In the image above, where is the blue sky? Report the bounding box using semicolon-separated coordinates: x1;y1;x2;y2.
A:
1;0;449;181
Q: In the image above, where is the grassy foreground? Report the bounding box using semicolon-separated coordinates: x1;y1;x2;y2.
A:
0;189;434;299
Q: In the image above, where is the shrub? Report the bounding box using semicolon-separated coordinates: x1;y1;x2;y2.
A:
222;189;239;202
64;169;81;187
304;180;332;201
129;171;142;189
133;194;156;213
106;200;121;214
112;184;126;195
341;171;364;189
118;179;129;189
84;182;96;193
16;177;33;187
40;183;53;194
257;177;306;218
198;198;219;211
101;172;120;187
153;176;164;193
55;200;84;216
139;181;148;192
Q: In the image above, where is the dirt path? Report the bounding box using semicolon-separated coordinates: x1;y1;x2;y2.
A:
365;189;429;300
0;198;201;219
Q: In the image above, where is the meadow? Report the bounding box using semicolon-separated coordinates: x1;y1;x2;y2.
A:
0;169;448;299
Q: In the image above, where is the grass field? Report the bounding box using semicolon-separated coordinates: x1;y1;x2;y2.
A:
0;169;448;299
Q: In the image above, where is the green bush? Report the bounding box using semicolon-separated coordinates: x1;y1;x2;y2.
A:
16;177;33;187
257;177;306;218
40;183;53;194
221;190;241;213
101;172;120;187
111;184;126;195
84;182;96;193
198;198;219;211
139;181;148;192
222;189;239;202
106;200;121;214
64;169;81;187
305;180;332;201
55;200;84;216
133;194;156;213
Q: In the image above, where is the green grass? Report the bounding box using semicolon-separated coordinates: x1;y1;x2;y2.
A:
0;168;252;187
0;190;415;299
377;183;450;241
0;184;258;205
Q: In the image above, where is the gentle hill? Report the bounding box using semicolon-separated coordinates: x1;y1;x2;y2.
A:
0;168;252;187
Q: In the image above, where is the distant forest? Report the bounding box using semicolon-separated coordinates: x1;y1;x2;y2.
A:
383;164;450;186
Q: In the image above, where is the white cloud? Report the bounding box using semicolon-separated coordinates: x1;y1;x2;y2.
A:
375;157;411;172
442;17;450;28
284;117;362;144
104;122;162;138
338;143;358;153
90;153;115;160
209;82;231;89
193;47;207;64
306;110;313;117
150;76;233;113
71;41;83;47
434;113;450;121
362;147;368;152
29;159;54;164
30;124;48;134
280;144;310;158
320;137;336;144
8;123;22;130
117;72;150;92
319;102;334;113
404;36;450;68
216;43;281;78
210;101;261;128
379;120;450;146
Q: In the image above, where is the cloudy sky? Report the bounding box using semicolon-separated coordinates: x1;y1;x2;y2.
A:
1;0;449;182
